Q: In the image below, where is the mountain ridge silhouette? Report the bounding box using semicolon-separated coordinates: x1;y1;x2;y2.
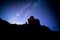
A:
0;16;52;32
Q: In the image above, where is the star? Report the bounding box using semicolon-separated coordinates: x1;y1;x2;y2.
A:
16;13;20;17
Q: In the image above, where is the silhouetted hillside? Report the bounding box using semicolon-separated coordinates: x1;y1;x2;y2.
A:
0;16;52;32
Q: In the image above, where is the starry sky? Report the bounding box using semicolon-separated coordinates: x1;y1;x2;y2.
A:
0;0;60;31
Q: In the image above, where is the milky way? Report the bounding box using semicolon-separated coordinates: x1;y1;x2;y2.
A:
0;0;60;31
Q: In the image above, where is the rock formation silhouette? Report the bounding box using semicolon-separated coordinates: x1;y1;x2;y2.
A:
0;16;52;32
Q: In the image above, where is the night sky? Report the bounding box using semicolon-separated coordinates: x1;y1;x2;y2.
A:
0;0;60;31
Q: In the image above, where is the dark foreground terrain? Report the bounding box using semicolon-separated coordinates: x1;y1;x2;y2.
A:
0;16;52;32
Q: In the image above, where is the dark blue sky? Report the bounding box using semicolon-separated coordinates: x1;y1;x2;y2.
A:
0;0;60;31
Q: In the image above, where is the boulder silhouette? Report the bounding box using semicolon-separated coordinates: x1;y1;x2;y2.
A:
28;16;35;24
